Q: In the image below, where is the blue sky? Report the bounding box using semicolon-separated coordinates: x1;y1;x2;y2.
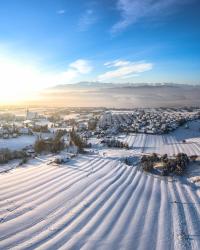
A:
0;0;200;100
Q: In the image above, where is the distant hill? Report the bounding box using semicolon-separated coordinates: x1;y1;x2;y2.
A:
39;82;200;108
51;82;199;89
51;81;114;89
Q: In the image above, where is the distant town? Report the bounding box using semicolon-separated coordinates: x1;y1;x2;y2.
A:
0;107;199;165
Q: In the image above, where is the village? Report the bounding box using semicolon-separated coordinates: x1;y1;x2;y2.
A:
98;108;200;135
0;107;200;165
1;107;200;249
1;0;200;248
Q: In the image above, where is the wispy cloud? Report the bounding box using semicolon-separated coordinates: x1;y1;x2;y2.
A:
111;0;193;33
58;59;93;83
57;9;66;15
98;60;153;80
70;59;92;74
104;60;130;68
78;9;97;31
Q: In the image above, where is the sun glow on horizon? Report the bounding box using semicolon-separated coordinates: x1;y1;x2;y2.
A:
0;54;94;105
0;56;59;104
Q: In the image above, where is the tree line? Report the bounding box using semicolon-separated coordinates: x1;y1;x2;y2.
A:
141;153;197;176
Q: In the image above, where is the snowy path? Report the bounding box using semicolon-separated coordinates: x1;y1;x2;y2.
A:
0;156;199;250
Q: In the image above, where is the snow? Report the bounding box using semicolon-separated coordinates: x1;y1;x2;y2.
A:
62;113;80;120
49;126;72;133
0;155;199;249
0;116;200;249
0;160;21;174
0;135;36;150
120;120;200;156
122;133;200;156
186;161;200;186
98;148;140;163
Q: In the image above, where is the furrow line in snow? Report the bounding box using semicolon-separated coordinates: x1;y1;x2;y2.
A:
169;180;192;250
0;161;125;248
0;158;104;203
137;178;161;250
14;163;130;250
120;174;151;249
0;158;110;227
175;181;200;249
85;170;143;250
63;167;139;250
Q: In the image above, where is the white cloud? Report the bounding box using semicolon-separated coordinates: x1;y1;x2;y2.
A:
57;9;66;15
98;60;153;80
112;0;192;33
70;59;92;74
56;59;92;83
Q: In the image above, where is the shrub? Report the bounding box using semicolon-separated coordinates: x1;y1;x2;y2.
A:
88;118;98;130
32;125;49;133
70;128;86;152
0;148;28;164
141;155;148;163
142;161;153;172
150;153;159;162
34;139;47;153
161;154;168;162
0;149;11;163
174;153;189;175
50;138;65;153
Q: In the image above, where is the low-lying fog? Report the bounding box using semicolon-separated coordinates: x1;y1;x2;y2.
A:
37;83;200;108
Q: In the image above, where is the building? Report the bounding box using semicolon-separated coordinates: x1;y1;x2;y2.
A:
26;109;38;120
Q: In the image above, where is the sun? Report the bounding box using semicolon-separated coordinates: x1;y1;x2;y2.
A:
0;58;47;104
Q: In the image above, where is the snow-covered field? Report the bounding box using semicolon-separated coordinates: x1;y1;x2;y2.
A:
0;118;200;249
0;136;36;150
0;155;200;250
0;132;57;151
120;133;200;156
120;120;200;156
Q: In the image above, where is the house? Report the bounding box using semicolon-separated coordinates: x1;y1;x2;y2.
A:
3;134;9;139
19;127;30;135
77;122;88;131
